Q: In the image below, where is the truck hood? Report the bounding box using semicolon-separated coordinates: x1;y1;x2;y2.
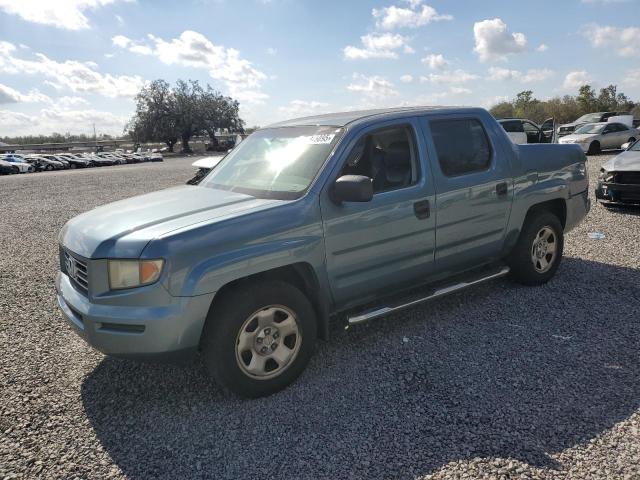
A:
59;185;285;258
602;150;640;172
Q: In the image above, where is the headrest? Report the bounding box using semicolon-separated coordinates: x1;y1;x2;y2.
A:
384;141;411;167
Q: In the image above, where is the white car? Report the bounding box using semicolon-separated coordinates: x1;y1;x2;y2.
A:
498;118;555;145
1;154;34;173
559;122;638;154
187;155;225;185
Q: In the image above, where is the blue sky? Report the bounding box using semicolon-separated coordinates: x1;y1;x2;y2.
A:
0;0;639;136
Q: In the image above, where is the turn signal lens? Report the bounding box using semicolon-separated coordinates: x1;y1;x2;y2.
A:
108;259;164;290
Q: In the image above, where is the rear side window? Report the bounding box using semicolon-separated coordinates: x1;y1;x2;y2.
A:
501;120;523;133
429;119;492;177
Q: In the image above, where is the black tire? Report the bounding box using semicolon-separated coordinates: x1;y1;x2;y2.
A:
201;280;317;398
627;137;635;145
45;164;53;171
507;210;564;286
587;141;600;155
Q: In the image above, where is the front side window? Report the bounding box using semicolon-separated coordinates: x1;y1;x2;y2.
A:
339;126;418;193
523;122;539;134
429;119;491;177
200;126;343;200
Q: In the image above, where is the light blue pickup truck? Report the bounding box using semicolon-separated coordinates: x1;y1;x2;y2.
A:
56;107;590;397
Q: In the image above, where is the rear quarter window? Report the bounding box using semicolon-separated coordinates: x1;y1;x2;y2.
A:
429;119;492;177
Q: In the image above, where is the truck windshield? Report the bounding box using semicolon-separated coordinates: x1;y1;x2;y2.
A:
200;126;343;200
576;114;602;123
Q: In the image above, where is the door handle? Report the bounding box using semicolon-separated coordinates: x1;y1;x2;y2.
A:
496;182;508;197
413;200;430;219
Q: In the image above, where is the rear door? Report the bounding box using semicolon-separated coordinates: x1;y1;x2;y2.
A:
522;120;542;144
420;114;514;272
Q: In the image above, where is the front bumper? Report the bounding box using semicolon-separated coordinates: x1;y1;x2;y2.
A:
55;271;215;360
595;181;640;205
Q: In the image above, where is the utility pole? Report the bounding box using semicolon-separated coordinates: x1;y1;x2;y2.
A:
93;123;97;151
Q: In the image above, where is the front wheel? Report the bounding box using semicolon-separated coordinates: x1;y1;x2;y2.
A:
587;141;600;155
201;281;317;398
507;211;564;286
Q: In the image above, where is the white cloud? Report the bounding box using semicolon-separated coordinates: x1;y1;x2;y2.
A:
487;67;554;83
55;96;90;109
583;23;640;57
0;83;51;104
372;3;452;30
449;86;472;95
473;18;527;62
536;43;548;52
344;33;411;60
0;0;131;30
563;70;592;89
400;74;414;83
278;100;331;118
0;41;145;98
421;53;448;69
112;31;268;103
622;69;640;87
347;74;398;98
0;107;127;136
266;47;277;55
420;69;479;84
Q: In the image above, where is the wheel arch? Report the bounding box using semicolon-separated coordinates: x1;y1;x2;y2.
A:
202;262;331;344
525;198;567;229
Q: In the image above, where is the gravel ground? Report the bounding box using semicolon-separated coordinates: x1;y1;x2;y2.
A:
1;153;639;480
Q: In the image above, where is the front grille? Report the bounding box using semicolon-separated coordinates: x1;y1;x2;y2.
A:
62;250;89;295
615;172;640;185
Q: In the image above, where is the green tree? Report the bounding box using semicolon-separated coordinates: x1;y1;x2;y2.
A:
489;101;514;119
576;85;597;115
173;79;204;153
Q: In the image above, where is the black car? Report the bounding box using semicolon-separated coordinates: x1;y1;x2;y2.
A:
0;160;17;175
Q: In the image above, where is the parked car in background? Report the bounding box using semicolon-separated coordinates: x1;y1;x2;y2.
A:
498;118;555;144
41;155;70;169
559;122;638;154
596;139;640;206
55;154;92;168
0;159;18;175
557;112;619;137
187;155;225;185
56;106;590;398
149;152;163;162
2;154;34;173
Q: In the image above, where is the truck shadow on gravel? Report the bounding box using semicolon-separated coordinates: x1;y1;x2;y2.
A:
81;257;640;479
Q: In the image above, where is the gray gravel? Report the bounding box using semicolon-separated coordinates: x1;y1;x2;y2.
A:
1;153;639;480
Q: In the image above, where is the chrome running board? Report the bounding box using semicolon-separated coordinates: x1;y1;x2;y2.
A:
347;266;510;325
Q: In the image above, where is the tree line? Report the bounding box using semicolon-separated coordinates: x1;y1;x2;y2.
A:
490;84;640;124
126;79;244;153
0;133;116;145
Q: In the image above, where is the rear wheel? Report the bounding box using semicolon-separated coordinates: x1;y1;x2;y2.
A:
507;211;564;286
627;137;636;145
201;280;317;398
587;141;600;155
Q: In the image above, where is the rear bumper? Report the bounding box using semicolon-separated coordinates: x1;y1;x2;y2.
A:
595;181;640;205
55;271;215;360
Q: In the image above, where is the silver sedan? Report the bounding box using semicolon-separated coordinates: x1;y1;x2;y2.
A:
558;122;638;155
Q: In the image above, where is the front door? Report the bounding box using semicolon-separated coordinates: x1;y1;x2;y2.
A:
320;119;436;308
421;115;514;272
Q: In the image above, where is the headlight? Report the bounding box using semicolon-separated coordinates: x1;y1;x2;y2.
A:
598;169;614;183
108;259;164;290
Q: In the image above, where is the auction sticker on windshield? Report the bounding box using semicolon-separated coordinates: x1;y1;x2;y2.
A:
307;134;335;144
